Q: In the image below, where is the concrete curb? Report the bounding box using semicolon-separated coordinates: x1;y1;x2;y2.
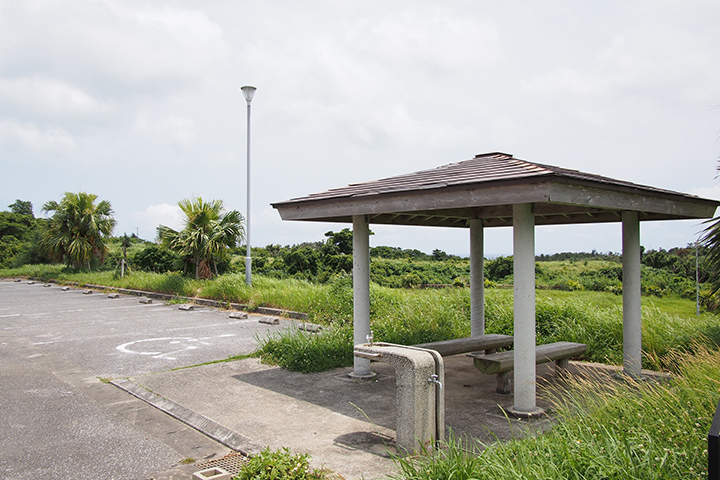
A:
25;277;309;320
111;379;264;456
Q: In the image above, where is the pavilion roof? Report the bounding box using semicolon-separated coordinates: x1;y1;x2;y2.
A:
272;152;719;228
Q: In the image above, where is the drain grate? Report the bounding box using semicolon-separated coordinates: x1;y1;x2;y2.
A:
195;452;249;476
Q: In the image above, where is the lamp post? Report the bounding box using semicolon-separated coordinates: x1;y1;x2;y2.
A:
241;85;256;286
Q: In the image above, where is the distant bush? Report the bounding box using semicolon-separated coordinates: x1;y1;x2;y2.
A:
132;244;181;273
282;246;320;277
579;267;623;292
485;256;513;282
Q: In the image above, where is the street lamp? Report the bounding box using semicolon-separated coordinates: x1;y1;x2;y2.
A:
241;85;256;286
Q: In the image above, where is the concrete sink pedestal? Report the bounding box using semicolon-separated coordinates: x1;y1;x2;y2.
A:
354;342;444;454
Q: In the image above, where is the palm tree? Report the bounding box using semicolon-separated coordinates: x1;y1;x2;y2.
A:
158;197;245;279
42;192;116;270
701;159;720;304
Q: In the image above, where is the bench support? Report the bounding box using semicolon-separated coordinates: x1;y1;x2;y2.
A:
354;343;444;454
496;371;512;395
494;358;571;394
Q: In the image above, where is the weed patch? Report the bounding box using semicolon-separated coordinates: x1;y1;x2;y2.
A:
235;447;330;480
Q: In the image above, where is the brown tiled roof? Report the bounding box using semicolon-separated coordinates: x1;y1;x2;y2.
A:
275;152;687;204
272;152;719;227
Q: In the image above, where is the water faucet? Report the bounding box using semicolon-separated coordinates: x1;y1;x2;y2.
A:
366;330;374;344
428;374;443;390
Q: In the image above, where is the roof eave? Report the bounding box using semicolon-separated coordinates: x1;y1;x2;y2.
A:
273;179;554;221
273;174;719;226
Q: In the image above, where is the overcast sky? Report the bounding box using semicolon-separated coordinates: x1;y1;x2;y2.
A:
2;0;719;256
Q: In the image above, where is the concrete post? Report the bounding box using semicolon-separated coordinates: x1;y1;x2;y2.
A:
513;203;539;414
352;215;372;377
622;211;642;378
469;219;485;336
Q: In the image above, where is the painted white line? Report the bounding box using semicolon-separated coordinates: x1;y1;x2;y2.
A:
159;320;248;333
116;335;223;360
116;337;182;356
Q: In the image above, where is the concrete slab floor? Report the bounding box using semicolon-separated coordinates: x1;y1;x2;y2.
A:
130;356;601;480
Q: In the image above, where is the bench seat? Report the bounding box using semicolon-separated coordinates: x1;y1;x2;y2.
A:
413;334;513;357
468;341;587;394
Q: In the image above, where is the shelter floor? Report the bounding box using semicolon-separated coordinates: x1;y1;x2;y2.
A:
133;356;614;479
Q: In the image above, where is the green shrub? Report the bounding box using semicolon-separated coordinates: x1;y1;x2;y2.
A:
235;447;329;480
256;324;353;373
282;247;320;276
485;256;513;282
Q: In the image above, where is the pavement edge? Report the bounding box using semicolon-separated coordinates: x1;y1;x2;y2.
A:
111;378;264;456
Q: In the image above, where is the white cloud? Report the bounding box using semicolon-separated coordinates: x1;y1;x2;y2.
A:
134;113;195;144
0;120;74;151
0;77;106;119
130;203;183;240
0;0;228;95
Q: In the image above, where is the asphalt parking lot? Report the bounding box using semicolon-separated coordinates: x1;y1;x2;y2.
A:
0;281;279;377
0;279;284;480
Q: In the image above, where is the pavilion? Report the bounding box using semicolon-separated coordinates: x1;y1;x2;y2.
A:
272;152;719;415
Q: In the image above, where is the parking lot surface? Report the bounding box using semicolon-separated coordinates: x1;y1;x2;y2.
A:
0;280;282;480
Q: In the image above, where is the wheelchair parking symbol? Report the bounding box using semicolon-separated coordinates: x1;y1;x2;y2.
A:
116;334;236;360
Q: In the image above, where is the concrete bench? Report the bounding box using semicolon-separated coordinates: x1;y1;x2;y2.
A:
468;341;587;394
413;334;514;357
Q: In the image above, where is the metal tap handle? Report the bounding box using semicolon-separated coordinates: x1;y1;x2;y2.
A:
428;374;443;390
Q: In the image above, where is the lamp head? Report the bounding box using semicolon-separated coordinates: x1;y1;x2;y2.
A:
240;85;257;103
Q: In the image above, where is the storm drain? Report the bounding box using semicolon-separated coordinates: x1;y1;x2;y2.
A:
195;452;249;476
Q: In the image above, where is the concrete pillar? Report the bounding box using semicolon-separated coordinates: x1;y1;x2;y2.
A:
513;203;538;414
469;219;485;336
352;215;372;377
622;211;642;378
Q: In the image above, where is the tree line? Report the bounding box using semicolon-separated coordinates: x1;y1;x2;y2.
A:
0;193;244;280
2;190;720;303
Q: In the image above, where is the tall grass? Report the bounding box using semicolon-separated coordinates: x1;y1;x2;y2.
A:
257;280;473;372
0;265;202;296
0;264;65;279
394;344;720;479
258;324;354;373
257;284;720;373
